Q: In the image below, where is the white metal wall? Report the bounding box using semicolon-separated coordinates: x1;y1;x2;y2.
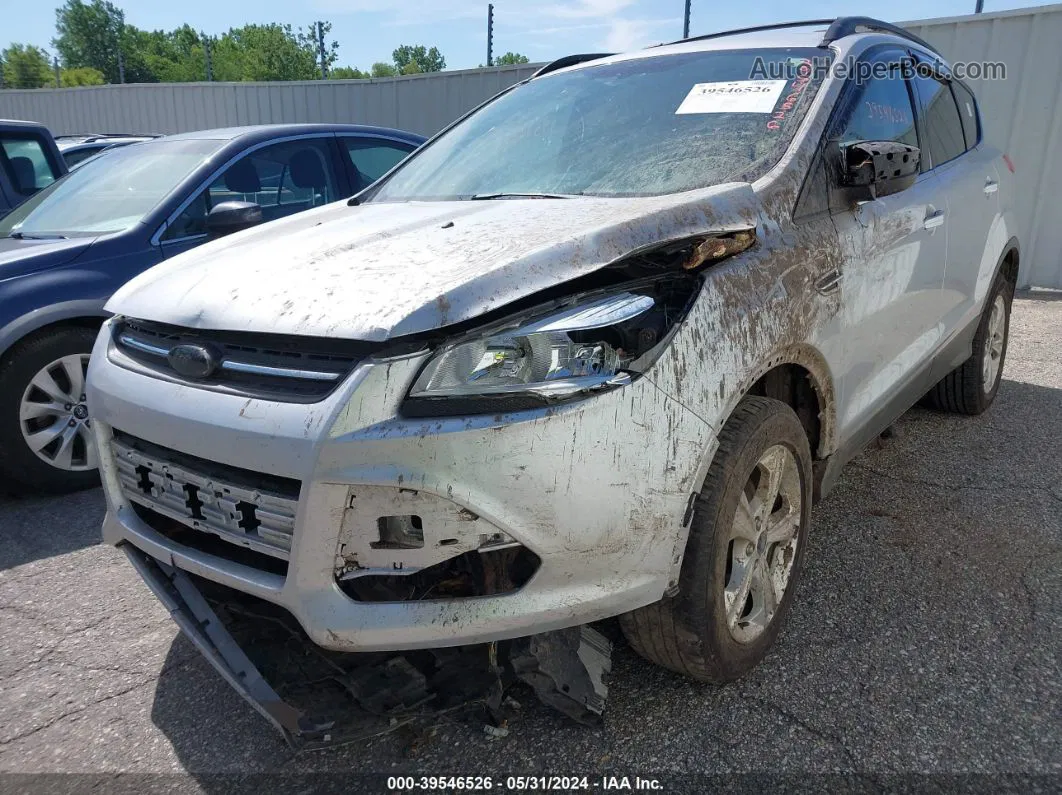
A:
905;5;1062;288
1;7;1060;286
0;64;540;138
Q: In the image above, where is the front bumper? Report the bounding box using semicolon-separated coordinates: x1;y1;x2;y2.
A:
89;319;714;651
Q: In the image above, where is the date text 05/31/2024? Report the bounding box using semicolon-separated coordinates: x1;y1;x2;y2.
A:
386;776;664;791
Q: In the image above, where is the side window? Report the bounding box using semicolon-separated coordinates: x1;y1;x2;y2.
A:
0;136;59;195
833;59;918;148
163;138;337;241
343;138;414;190
951;81;980;150
911;73;967;168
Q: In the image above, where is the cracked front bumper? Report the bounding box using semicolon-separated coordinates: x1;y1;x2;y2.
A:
88;319;714;652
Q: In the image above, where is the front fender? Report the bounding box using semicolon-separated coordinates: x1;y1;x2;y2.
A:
0;297;109;359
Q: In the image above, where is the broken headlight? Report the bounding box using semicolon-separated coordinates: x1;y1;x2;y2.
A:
403;290;681;416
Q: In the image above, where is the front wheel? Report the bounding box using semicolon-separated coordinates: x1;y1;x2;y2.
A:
0;327;101;494
620;396;813;682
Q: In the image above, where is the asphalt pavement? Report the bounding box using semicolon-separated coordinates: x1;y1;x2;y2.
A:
0;295;1059;792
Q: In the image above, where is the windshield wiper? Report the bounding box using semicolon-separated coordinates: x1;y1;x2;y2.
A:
468;192;574;201
7;231;68;240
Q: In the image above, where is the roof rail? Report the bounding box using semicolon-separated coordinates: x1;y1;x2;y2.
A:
533;53;613;78
820;17;939;54
668;19;835;47
662;16;939;56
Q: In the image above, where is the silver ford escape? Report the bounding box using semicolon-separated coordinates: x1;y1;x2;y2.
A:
87;17;1018;739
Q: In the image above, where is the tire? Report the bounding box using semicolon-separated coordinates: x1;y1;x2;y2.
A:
620;396;813;682
0;326;101;494
923;272;1013;416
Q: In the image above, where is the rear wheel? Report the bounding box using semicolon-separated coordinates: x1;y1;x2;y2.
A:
924;272;1013;415
0;327;101;494
620;396;813;682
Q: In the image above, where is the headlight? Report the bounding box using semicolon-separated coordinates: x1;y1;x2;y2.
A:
403;286;691;417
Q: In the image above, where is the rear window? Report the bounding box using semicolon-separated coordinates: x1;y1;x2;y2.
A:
952;81;980;150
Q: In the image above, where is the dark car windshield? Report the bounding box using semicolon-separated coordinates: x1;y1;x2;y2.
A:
0;138;223;239
371;48;828;201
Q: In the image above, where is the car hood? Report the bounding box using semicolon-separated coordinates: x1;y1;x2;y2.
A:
108;185;759;341
0;236;95;279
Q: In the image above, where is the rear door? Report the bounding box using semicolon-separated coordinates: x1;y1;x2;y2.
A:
828;46;949;448
909;65;1000;374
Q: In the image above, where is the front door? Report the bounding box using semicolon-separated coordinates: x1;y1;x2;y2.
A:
828;47;948;449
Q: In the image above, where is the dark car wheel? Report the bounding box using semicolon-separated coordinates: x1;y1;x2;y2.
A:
620;396;813;682
924;271;1013;416
0;327;101;494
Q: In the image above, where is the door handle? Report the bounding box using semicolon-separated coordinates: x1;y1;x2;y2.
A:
923;210;945;230
983;179;999;195
815;269;842;295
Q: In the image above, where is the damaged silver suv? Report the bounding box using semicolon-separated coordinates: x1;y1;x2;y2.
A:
87;17;1018;741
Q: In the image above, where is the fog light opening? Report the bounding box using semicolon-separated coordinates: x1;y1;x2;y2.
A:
371;515;425;550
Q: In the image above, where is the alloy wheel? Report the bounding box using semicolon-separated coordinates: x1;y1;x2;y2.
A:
982;293;1007;392
18;354;97;471
723;444;802;643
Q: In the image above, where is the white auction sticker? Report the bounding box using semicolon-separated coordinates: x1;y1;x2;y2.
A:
675;80;789;114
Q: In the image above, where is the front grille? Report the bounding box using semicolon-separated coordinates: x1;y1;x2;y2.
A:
110;318;378;402
112;431;300;561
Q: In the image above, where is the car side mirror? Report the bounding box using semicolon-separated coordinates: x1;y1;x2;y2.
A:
838;141;921;201
206;201;263;238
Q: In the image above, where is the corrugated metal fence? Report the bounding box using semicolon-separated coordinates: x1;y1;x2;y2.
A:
906;5;1062;289
1;6;1060;286
0;64;540;138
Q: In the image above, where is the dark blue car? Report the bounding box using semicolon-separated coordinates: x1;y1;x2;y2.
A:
0;123;424;493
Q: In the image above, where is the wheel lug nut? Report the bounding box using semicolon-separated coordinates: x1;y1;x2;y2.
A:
79;395;86;402
68;419;76;427
746;542;755;556
64;403;72;410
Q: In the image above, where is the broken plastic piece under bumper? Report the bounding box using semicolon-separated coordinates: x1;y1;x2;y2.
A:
122;544;332;747
126;543;614;745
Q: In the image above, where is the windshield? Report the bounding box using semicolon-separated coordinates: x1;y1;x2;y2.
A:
372;48;828;201
0;138;223;239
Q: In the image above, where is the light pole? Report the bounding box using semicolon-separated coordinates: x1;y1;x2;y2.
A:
683;0;691;38
487;4;494;67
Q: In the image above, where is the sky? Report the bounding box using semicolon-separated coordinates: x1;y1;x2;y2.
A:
0;0;1054;71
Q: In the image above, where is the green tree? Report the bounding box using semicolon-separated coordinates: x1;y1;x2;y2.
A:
330;65;369;80
391;44;445;74
60;65;105;85
53;0;155;83
211;24;316;81
495;52;529;65
139;25;207;83
1;44;54;89
370;61;396;78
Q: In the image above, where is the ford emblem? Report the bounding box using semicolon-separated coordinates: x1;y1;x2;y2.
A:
168;344;219;379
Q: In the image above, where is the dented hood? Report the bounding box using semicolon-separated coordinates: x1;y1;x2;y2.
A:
108;184;759;341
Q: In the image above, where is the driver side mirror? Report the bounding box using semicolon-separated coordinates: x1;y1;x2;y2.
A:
837;141;921;201
206;200;263;239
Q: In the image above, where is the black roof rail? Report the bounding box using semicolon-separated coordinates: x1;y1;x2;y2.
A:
820;16;939;55
532;53;613;78
660;16;939;56
667;19;835;47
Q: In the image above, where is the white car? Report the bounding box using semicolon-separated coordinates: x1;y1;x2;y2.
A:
86;17;1018;741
